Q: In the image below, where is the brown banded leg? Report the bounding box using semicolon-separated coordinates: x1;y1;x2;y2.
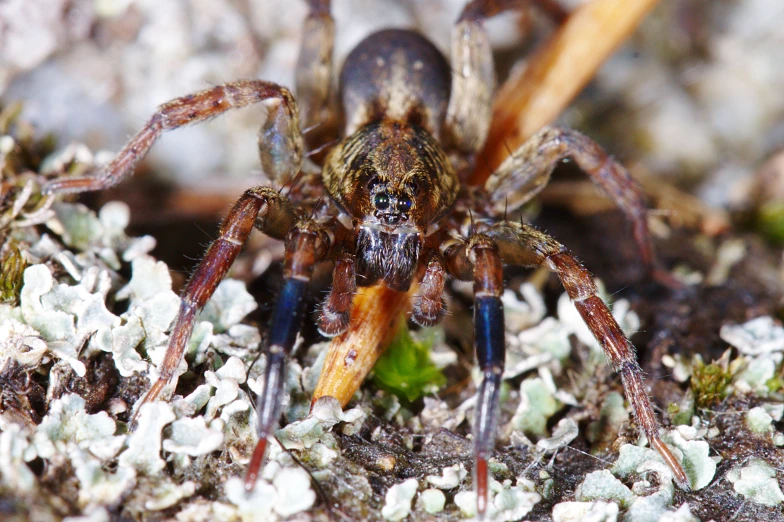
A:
295;0;335;133
412;252;448;327
486;221;690;490
318;252;355;337
444;235;505;517
44;80;303;194
245;219;332;490
132;187;297;422
484;127;657;272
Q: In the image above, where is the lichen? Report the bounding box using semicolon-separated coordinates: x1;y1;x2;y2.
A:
726;458;784;506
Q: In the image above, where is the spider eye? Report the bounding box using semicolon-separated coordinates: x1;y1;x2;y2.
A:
374;192;390;210
396;195;412;213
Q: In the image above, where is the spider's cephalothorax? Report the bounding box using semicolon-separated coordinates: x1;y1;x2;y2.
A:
44;0;689;516
324;29;459;291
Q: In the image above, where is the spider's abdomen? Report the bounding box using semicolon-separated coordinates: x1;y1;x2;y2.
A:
340;29;451;138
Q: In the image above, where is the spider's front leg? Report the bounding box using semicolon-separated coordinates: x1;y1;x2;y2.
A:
245;217;333;489
134;187;298;417
484;127;660;275
486;221;690;489
444;235;505;517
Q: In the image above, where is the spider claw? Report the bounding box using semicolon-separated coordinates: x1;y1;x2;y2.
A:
130;378;167;430
651;437;691;490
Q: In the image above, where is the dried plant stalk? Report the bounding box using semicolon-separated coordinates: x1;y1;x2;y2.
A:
312;285;412;407
472;0;660;184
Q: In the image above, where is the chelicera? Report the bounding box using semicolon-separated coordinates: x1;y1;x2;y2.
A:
45;0;689;515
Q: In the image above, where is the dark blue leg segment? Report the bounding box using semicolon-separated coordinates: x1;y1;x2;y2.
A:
475;296;505;371
246;277;310;490
473;295;505;517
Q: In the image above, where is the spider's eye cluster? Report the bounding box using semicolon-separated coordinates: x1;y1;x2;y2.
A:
396;195;412;212
374;192;390;210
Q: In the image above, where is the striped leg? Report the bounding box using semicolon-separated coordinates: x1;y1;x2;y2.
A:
245;220;332;490
131;187;296;422
486;221;690;489
44;81;302;194
444;234;505;517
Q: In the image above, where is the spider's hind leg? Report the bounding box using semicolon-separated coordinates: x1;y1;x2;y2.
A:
295;0;336;136
486;221;691;490
484;127;659;275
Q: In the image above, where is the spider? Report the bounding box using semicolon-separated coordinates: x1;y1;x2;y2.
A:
44;0;689;516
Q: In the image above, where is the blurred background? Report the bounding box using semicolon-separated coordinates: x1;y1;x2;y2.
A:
1;0;783;272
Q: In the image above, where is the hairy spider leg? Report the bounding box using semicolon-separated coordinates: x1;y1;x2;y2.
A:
486;221;690;489
246;220;332;489
129;187;297;424
484;127;663;278
43;81;304;194
318;252;356;337
444;235;505;518
412;252;448;327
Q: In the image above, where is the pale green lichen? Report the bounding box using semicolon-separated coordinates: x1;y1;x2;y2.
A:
746;406;774;433
0;318;48;367
418;488;446;514
726;458;784;506
536;418;579;453
720;316;784;355
223;463;317;521
72;448;137;510
455;477;541;521
0;424;36;493
381;478;419;521
510;376;562;436
162;417;224;456
552;501;619;522
426;462;468;489
34;394;122;461
576;470;635;509
118;402;176;475
276;396;365;451
612;430;718;492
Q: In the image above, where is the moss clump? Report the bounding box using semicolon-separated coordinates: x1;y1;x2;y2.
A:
0;241;26;303
691;354;733;409
755;203;784;245
371;322;446;403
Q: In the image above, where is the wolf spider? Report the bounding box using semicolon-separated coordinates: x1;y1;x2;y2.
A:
45;0;689;515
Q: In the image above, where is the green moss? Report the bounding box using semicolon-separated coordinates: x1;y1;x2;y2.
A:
669;394;695;426
0;241;26;303
371;321;446;403
765;376;784;393
755;203;784;245
691;355;733;409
